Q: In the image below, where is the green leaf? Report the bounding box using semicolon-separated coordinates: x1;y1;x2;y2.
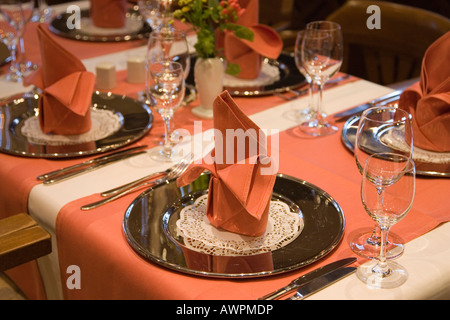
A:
225;63;241;76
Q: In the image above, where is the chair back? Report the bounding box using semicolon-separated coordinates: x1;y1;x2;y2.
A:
327;0;450;85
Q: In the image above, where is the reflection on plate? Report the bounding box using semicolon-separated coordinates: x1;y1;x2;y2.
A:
0;92;153;158
123;173;345;278
186;53;306;97
49;9;152;42
342;115;450;177
0;42;11;66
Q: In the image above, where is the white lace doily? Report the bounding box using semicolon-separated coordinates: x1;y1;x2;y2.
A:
223;63;280;88
176;194;304;256
21;108;122;146
80;16;143;36
382;130;450;164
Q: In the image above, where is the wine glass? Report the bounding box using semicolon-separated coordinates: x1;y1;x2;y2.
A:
350;105;413;259
299;21;342;136
138;0;174;33
145;61;185;162
357;153;415;289
0;0;36;82
293;30;316;122
33;0;52;23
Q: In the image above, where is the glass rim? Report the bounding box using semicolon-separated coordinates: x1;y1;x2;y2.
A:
306;20;341;30
360;105;412;123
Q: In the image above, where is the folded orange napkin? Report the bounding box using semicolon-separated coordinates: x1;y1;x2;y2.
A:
90;0;128;28
25;25;95;135
398;31;450;152
177;91;276;237
217;0;283;79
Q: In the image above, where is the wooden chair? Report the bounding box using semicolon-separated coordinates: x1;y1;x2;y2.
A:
326;0;450;85
0;213;51;272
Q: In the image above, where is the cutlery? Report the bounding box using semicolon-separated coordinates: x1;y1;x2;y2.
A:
333;90;402;122
80;155;193;211
100;156;192;197
258;257;356;300
285;267;356;300
42;150;147;185
37;145;148;181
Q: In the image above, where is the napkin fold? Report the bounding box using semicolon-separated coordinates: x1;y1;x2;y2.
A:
217;0;283;79
398;31;450;152
177;91;276;237
25;25;95;135
90;0;128;28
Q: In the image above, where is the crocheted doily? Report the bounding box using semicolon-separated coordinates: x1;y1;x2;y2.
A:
382;130;450;164
21;108;122;145
223;63;280;88
176;194;304;256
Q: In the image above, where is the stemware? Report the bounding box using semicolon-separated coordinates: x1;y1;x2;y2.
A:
145;61;185;162
299;21;342;136
33;0;52;23
293;30;315;121
357;153;415;288
350;106;413;259
0;0;36;82
138;0;175;33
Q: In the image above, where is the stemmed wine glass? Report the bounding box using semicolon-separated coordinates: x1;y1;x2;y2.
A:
350;105;413;259
145;61;185;162
299;21;342;136
0;0;36;82
138;0;174;33
357;153;415;288
293;30;316;122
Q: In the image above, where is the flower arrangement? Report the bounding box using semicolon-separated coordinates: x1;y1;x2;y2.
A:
173;0;254;75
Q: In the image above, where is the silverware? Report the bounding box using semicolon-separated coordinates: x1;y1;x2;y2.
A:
334;90;402;122
258;257;356;300
285;267;356;300
80;155;193;211
42;149;147;185
37;145;148;181
100;157;189;197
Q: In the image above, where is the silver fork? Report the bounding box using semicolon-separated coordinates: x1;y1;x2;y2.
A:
80;156;193;211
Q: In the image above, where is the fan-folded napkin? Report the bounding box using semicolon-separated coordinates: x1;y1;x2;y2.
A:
177;91;276;236
399;31;450;152
25;25;95;135
90;0;128;28
217;0;283;79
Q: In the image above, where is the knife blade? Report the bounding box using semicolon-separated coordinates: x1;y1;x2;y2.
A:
37;145;148;181
258;257;356;300
286;267;356;300
42;150;146;185
333;90;402;121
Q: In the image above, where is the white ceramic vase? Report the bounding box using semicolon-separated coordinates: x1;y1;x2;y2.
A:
191;57;224;119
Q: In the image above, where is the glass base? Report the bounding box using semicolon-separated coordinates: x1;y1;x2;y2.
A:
357;260;408;289
149;146;183;162
7;61;38;82
299;119;338;136
349;227;404;259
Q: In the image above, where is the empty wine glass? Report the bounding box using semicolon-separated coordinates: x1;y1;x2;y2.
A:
145;61;185;162
357;153;415;289
299;21;342;136
350;105;413;259
138;0;174;33
0;0;36;82
293;30;315;121
33;0;52;23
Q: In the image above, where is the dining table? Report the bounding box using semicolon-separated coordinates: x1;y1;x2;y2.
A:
1;1;449;302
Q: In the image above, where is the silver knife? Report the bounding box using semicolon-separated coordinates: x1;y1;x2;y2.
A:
286;267;356;300
258;257;356;300
42;150;146;185
333;90;402;121
37;145;148;181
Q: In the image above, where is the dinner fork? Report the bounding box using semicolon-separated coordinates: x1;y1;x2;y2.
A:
80;155;193;211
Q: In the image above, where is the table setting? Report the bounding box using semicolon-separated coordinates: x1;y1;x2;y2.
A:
0;0;449;302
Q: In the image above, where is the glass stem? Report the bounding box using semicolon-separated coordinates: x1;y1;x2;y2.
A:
374;226;392;277
162;116;173;156
316;82;325;124
307;81;314;110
